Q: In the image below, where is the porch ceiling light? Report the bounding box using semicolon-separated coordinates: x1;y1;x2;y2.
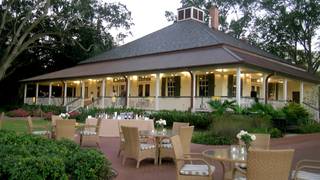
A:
257;73;263;76
132;76;138;80
107;77;113;81
73;81;80;84
181;71;189;76
151;74;156;77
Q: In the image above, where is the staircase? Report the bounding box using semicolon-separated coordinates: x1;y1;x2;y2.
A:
303;102;320;122
66;98;82;112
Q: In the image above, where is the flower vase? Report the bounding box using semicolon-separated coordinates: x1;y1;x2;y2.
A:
245;143;251;151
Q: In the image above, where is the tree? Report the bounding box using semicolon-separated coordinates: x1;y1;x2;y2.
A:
0;0;133;80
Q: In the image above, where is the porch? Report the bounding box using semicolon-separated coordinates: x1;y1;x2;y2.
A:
23;66;320;120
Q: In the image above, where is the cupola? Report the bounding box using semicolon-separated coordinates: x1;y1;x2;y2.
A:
177;6;205;23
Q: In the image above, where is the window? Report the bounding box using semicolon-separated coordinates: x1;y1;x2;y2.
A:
199;11;204;21
138;85;143;97
178;10;184;20
167;77;176;97
185;8;191;18
145;84;150;97
193;9;198;19
198;75;209;96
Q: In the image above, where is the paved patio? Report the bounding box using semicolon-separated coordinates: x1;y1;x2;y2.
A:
98;133;320;180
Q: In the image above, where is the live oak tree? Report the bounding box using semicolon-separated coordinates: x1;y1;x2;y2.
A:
0;0;132;80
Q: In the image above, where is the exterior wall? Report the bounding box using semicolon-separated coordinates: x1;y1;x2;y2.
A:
181;74;191;96
287;80;300;101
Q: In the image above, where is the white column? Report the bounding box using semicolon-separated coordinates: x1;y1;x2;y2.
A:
192;72;196;111
63;81;67;106
262;74;268;102
81;81;85;107
48;82;52;105
24;84;27;104
155;73;160;110
236;67;241;105
126;77;130;108
283;79;288;102
35;83;39;105
300;81;304;104
101;78;106;108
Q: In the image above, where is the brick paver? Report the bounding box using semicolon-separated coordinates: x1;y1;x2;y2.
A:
99;133;320;180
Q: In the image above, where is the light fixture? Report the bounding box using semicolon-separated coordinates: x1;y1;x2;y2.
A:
132;76;138;80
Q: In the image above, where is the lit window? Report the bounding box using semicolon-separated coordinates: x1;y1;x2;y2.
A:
199;75;209;97
167;77;176;97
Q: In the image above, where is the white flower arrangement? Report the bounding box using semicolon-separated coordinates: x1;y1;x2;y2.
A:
59;113;70;120
156;119;166;126
236;130;256;147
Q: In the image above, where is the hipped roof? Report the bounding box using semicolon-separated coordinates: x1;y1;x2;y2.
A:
22;20;320;83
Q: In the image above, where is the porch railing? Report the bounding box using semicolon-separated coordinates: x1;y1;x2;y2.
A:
303;102;320;122
129;97;156;110
66;97;82;112
51;97;63;106
158;97;191;111
37;97;49;105
103;97;126;108
24;97;35;105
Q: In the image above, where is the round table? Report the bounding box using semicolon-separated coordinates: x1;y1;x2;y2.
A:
202;146;247;175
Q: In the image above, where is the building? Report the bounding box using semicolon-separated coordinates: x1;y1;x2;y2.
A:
21;6;320;120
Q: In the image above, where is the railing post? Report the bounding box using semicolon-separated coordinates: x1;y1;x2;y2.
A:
300;81;304;104
48;82;52;105
236;67;241;106
126;76;130;108
155;73;160;111
81;81;85;107
192;72;196;112
35;83;39;105
101;78;106;108
24;84;27;104
64;81;67;106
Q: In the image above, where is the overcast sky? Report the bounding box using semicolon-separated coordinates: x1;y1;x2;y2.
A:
110;0;181;44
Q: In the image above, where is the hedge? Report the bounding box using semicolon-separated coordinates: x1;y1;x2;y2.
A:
0;130;114;180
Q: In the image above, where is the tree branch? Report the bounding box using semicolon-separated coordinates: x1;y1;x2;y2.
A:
0;0;14;37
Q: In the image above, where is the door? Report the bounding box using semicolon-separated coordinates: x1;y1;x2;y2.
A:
292;92;300;103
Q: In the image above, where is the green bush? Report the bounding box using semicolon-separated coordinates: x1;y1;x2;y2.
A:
268;128;283;138
192;131;233;145
282;103;310;126
211;114;271;143
149;110;213;130
0;130;113;180
298;123;320;133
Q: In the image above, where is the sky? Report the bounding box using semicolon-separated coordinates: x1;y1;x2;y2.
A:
109;0;181;44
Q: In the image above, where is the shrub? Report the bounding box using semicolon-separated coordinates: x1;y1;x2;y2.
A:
149;110;213;130
192;131;233;145
282;103;310;126
21;104;65;116
6;108;30;117
298;123;320;133
0;130;113;180
211;114;271;143
268;128;283;138
207;100;236;115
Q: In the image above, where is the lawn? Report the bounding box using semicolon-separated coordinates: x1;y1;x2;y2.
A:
2;119;50;133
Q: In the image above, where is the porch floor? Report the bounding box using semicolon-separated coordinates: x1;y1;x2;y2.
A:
95;133;320;180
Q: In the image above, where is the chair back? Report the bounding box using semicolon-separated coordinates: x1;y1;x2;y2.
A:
51;115;62;126
172;122;189;135
179;126;194;154
27;116;33;133
170;135;185;171
55;119;76;141
96;118;102;135
239;133;270;150
0;112;4;129
121;126;140;157
246;149;294;180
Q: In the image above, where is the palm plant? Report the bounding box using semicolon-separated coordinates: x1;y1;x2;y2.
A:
207;100;237;115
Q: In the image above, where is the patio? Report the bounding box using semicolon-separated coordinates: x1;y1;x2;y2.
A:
98;133;320;180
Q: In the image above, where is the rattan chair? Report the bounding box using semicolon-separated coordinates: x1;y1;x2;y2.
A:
55;119;76;141
121;126;156;168
51;115;63;138
171;135;215;180
27;116;50;138
80;118;102;147
0;112;4;129
230;149;294;180
159;126;194;164
172;122;190;135
239;133;270;150
292;160;320;180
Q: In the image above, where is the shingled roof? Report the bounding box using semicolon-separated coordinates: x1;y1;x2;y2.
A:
22;19;320;83
80;20;283;64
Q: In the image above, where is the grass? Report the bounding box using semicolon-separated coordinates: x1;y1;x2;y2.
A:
2;119;50;133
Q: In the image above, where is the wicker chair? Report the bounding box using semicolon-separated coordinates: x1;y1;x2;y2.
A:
159;122;190;164
51;115;63;138
27;116;50;138
79;118;102;147
239;133;270;150
171;135;215;180
159;126;194;164
55;119;76;141
0;112;4;129
121;126;157;168
292;160;320;180
230;149;294;180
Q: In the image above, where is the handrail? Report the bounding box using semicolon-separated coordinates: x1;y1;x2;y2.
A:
303;102;320;112
66;97;81;106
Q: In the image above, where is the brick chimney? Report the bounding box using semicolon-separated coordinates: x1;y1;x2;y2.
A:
209;5;219;30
